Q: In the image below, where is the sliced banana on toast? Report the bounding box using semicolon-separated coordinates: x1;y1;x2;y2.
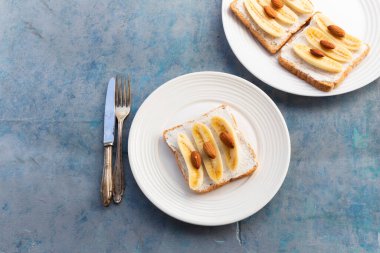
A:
293;44;343;73
164;105;258;193
314;14;362;51
278;11;369;92
283;0;313;14
211;116;239;171
177;133;204;190
257;0;298;25
304;27;353;63
244;0;285;37
192;123;223;183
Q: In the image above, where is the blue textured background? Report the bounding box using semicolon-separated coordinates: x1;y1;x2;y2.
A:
0;0;379;252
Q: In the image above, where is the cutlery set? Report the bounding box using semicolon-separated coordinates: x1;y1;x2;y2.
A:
101;76;131;206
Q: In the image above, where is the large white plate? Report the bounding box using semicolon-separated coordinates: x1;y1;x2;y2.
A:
128;72;291;226
222;0;380;96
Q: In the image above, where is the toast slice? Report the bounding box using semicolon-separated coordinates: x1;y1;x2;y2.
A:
163;105;258;193
230;0;314;54
278;13;370;91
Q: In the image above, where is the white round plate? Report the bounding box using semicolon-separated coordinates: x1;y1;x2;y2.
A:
222;0;380;96
128;72;291;226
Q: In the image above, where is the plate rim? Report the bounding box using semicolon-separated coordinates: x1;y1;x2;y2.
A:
221;0;379;97
128;71;291;226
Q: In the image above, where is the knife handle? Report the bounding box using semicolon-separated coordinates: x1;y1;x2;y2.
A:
101;145;113;207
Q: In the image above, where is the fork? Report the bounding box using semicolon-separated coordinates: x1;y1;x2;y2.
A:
113;75;131;204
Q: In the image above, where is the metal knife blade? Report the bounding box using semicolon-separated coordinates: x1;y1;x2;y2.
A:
103;77;116;145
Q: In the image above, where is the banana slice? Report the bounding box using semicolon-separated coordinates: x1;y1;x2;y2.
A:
210;116;239;171
258;0;298;25
192;123;223;183
177;133;204;190
283;0;313;14
305;27;353;63
244;0;285;37
293;44;343;73
315;14;362;51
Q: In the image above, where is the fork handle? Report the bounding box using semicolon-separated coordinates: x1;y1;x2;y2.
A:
113;121;125;203
101;145;113;207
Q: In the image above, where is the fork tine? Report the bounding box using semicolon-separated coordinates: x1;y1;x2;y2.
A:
123;77;127;107
115;76;119;106
127;75;131;107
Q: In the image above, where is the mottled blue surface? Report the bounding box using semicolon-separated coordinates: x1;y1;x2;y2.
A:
0;0;379;252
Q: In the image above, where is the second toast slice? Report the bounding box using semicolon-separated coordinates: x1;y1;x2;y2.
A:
278;13;370;91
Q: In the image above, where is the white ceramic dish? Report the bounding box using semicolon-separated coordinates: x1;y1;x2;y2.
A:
128;72;291;226
222;0;380;96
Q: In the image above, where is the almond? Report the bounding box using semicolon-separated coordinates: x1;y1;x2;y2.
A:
327;25;345;38
320;40;335;50
190;151;202;169
264;6;277;19
203;141;216;159
310;48;324;58
220;132;234;149
271;0;284;9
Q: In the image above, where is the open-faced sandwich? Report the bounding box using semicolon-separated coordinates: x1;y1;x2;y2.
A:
278;13;370;91
163;105;258;193
230;0;314;54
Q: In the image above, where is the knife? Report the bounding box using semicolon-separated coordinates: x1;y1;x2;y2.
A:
101;77;116;207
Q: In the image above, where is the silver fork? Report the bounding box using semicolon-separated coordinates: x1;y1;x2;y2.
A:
113;75;131;204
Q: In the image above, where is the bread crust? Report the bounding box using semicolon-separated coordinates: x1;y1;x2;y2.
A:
230;0;312;54
162;105;258;193
278;44;370;92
